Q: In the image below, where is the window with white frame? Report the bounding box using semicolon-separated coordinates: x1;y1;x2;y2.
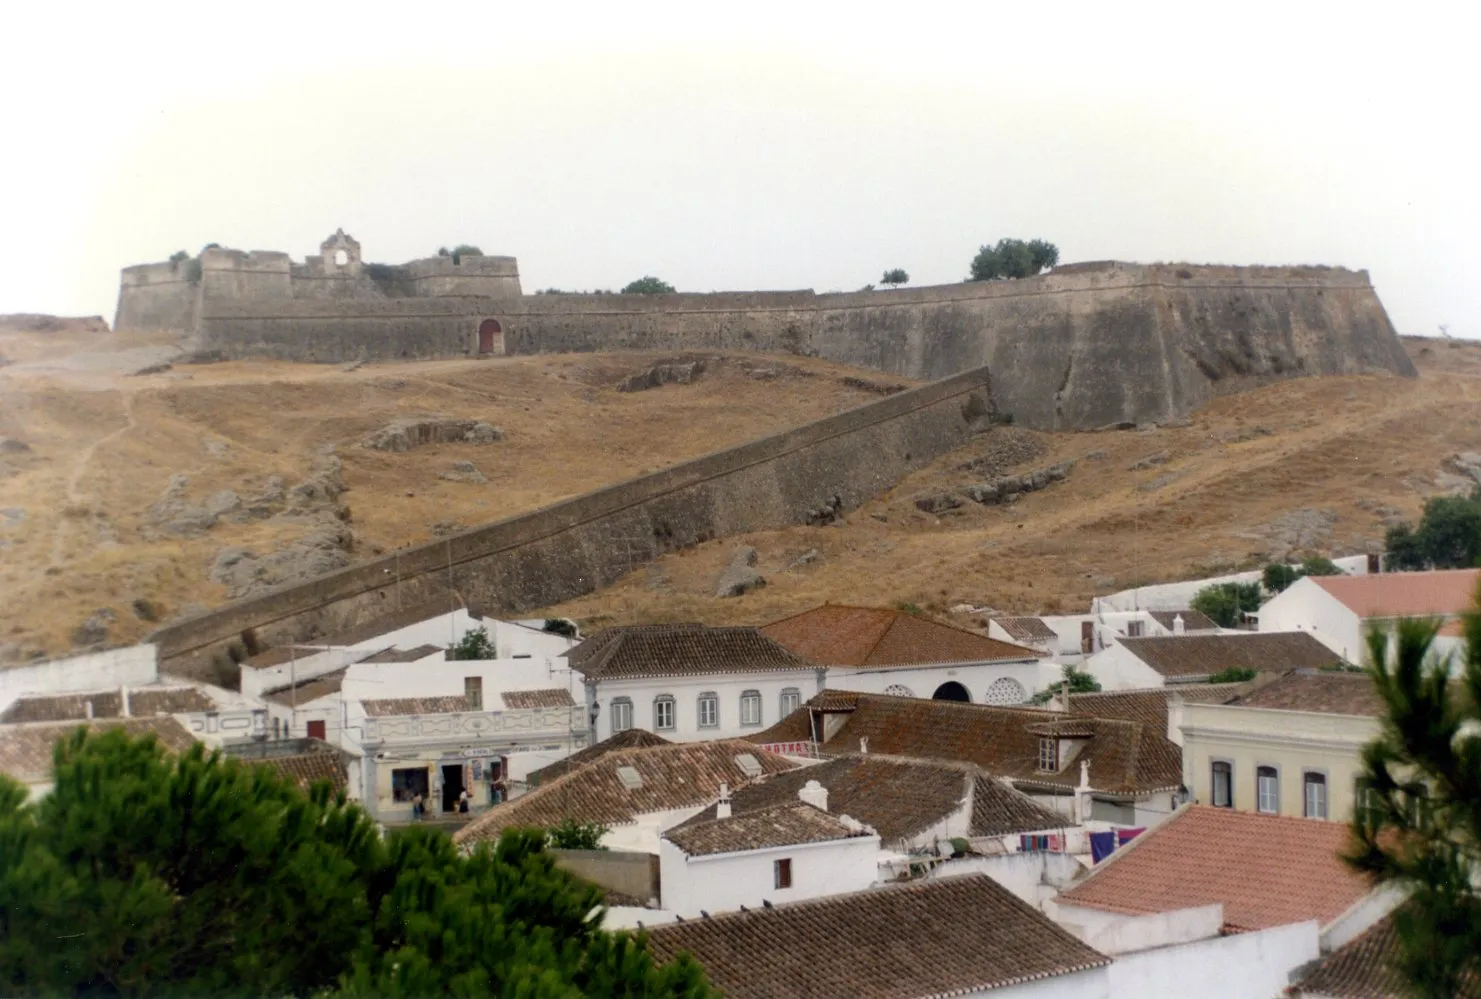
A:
740;690;762;727
779;687;801;717
1256;766;1279;814
1211;761;1233;808
697;692;719;729
653;695;676;731
1037;737;1058;773
1304;772;1328;819
1126;620;1145;638
610;697;633;733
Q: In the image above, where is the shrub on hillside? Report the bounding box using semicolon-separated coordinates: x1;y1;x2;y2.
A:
1385;490;1481;570
621;276;676;295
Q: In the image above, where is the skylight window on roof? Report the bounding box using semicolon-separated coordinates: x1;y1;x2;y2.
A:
616;765;643;790
734;753;763;777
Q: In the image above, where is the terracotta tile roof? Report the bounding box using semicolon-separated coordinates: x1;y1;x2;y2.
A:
764;604;1040;667
242;645;324;669
645;874;1111;998
1289;905;1481;998
453;740;801;846
1149;609;1220;632
1056;805;1372;932
567;624;815;681
992;616;1060;645
250;747;349;794
1118;631;1343;679
673;754;1068;846
0;717;196;783
263;668;348;707
358;644;444;663
1313;568;1479;618
526;728;672;787
1228;670;1383;716
500;688;575;709
665;801;871;856
0;686;215;723
361;695;470;716
755;691;1164;796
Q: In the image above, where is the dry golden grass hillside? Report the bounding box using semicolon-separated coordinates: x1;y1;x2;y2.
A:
1;317;1477;660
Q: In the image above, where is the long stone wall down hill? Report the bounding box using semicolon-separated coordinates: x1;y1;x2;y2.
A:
151;365;997;678
193;262;1414;429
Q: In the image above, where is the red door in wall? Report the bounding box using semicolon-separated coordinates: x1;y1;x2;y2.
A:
307;720;326;740
478;319;503;354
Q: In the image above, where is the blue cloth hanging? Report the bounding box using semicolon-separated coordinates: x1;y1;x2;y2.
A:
1090;831;1117;863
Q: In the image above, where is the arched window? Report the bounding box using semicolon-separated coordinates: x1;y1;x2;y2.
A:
1256;766;1279;814
653;695;676;732
739;690;762;727
1303;772;1328;819
697;692;719;729
883;684;916;698
1211;761;1233;808
779;687;801;717
610;697;633;734
984;677;1027;705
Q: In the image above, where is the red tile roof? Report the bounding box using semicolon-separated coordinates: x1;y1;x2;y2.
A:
1289;905;1481;998
1228;670;1383;716
361;695;470;716
0;717;196;784
1149;609;1220;632
1056;805;1372;932
665;801;871;856
0;686;216;723
501;688;576;709
526;728;672;787
1313;569;1479;618
568;624;814;681
764;604;1040;667
992;616;1060;645
645;875;1111;998
1118;631;1343;679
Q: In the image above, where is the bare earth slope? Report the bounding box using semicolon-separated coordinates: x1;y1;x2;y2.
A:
1;318;1477;660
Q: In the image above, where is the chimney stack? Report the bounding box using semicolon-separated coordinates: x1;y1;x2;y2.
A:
84;700;94;720
798;779;829;812
716;781;732;820
1173;614;1185;635
120;686;131;718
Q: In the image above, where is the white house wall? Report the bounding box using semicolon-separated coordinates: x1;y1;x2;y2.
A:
1094;557;1366;614
588;670;822;743
1106;919;1319;999
973;969;1110;999
241;647;358;698
1257;578;1362;661
822;660;1057;705
341;656;577;703
0;645;158;708
601;806;711;853
658;834;880;918
1081;644;1164;691
370;612;576;661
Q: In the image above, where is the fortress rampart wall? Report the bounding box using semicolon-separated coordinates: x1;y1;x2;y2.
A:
150;364;997;678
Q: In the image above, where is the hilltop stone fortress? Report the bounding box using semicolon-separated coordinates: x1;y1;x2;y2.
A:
116;231;1414;431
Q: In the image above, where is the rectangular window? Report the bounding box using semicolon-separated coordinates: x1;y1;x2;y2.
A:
611;698;633;733
1038;737;1058;773
774;857;793;890
780;688;801;717
391;767;429;803
1256;766;1279;814
653;696;675;731
464;676;483;711
1304;773;1328;819
307;719;326;741
1355;777;1378;824
1126;620;1145;638
740;690;762;727
698;693;719;729
1080;621;1095;654
1212;761;1233;808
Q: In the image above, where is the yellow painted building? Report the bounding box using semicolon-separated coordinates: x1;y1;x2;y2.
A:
1178;671;1380;822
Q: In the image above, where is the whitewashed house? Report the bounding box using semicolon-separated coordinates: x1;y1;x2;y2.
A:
1259;568;1478;664
1081;631;1343;690
993;610;1222;665
764;604;1055;705
566;624;823;744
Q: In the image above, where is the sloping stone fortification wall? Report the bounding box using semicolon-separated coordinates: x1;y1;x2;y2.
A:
151;365;996;678
189;262;1414;429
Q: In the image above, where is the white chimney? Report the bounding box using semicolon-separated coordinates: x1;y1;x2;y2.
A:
859;737;869;755
798;779;829;812
84;700;94;720
716;782;732;820
1073;761;1092;825
120;686;131;718
1173;614;1185;635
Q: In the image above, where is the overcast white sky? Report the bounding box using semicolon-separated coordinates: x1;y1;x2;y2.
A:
2;1;1476;336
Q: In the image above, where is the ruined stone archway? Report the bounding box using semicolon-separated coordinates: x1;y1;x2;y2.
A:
477;319;504;355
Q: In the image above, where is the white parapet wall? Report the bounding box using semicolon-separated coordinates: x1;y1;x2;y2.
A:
0;644;159;709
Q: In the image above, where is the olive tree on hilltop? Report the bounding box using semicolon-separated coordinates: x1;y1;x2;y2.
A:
621;276;677;294
881;268;909;287
969;238;1059;281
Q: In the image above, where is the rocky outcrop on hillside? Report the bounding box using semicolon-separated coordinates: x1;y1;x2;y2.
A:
363;419;504;451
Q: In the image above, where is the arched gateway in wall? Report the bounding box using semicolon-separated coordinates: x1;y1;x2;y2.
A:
932;681;971;702
477;318;504;355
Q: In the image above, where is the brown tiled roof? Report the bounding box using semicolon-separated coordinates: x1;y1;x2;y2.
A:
764;604;1040;667
567;624;815;681
250;746;349;794
665;801;871;856
1057;805;1371;932
1313;568;1479;618
645;874;1111;998
755;691;1163;796
453;740;800;846
263;668;348;707
0;717;196;783
501;688;576;709
358;644;444;663
526;728;671;787
993;616;1060;644
1149;609;1220;632
1289;905;1481;998
361;695;470;716
1118;631;1343;679
674;754;1068;846
0;686;215;723
242;645;324;669
1228;670;1383;716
